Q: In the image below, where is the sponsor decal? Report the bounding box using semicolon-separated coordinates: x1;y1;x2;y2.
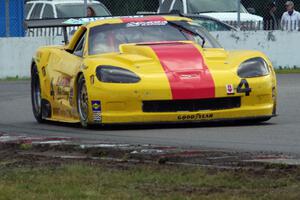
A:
121;16;166;23
92;101;102;123
53;108;73;118
64;15;146;25
50;78;54;97
69;87;74;106
56;76;71;97
42;67;46;76
56;77;70;87
150;43;215;100
126;21;168;27
178;113;214;121
226;84;235;95
179;74;199;80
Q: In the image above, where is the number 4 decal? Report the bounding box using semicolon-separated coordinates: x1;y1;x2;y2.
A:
237;79;252;96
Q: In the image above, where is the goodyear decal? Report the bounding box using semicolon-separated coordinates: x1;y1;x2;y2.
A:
91;101;102;123
178;113;214;121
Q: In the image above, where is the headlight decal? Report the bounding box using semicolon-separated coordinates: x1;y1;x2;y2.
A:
96;66;141;83
238;57;269;78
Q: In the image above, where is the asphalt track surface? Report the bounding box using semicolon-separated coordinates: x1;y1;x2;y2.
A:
0;74;299;154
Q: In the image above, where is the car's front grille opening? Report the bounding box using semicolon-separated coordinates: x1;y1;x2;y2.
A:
142;97;241;113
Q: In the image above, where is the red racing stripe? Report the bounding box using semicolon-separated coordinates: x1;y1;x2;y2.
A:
121;16;166;23
150;43;215;100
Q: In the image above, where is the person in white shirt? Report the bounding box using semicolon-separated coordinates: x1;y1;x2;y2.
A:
281;1;300;31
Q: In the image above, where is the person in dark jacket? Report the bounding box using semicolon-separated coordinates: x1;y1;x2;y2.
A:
263;2;278;30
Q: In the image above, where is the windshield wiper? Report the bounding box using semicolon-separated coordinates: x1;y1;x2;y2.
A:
168;21;206;47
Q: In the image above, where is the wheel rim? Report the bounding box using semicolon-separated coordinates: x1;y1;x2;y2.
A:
78;81;89;121
33;74;41;113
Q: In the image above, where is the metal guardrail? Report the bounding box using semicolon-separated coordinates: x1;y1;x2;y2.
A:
25;19;82;43
281;20;300;31
226;20;300;31
26;26;79;37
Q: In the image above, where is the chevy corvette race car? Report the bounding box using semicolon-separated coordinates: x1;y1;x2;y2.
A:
31;15;277;128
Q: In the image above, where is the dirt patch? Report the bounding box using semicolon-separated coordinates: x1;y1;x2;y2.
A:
1;133;300;173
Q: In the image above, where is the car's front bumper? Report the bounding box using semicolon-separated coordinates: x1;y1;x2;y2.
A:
87;74;277;125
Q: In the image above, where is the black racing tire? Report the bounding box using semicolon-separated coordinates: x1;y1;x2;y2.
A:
31;64;44;123
77;74;92;128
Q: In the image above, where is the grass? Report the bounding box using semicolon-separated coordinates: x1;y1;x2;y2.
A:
0;76;29;81
275;68;300;74
0;163;300;200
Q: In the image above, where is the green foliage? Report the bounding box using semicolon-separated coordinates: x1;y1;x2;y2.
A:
275;68;300;74
0;163;300;200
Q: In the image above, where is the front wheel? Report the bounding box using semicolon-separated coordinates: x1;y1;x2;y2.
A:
77;75;91;128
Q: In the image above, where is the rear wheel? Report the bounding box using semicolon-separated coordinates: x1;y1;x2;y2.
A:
77;75;91;128
31;64;44;123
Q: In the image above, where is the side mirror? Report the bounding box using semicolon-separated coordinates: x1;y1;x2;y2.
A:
247;7;256;14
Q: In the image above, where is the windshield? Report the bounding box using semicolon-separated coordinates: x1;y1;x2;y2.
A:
191;18;232;31
89;21;221;55
188;0;247;14
56;3;110;18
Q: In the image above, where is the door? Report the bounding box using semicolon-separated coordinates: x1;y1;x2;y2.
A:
49;31;87;120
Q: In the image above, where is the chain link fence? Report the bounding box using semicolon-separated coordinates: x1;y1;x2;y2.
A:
98;0;159;16
4;0;300;37
98;0;300;31
242;0;300;30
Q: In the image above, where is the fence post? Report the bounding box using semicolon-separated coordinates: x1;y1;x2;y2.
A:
84;0;88;17
5;0;9;37
237;0;241;29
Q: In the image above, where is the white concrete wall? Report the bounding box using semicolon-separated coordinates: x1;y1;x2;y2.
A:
212;31;300;69
0;37;63;79
0;31;299;78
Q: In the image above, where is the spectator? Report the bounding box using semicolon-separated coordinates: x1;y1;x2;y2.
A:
87;6;96;17
281;1;300;31
264;2;278;30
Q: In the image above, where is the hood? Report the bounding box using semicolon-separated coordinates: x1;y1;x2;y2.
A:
119;41;216;99
200;12;263;22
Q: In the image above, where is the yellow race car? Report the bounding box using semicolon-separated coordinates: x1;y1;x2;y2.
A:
31;15;277;128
